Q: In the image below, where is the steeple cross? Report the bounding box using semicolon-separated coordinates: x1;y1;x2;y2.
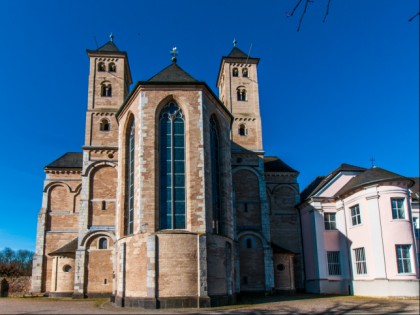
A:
170;46;178;63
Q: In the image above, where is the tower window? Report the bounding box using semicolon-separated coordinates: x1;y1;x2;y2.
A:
159;102;186;230
100;119;110;131
101;83;112;97
232;68;239;77
238;124;247;136
108;62;116;72
242;68;248;77
246;238;253;249
101;200;107;210
237;88;247;101
98;237;108;249
98;62;105;72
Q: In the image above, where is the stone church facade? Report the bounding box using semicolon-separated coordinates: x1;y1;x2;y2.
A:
31;38;303;308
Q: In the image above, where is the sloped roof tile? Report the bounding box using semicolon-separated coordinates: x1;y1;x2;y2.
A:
45;152;82;169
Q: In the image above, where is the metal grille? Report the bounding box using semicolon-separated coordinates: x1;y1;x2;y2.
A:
327;251;341;275
354;247;367;274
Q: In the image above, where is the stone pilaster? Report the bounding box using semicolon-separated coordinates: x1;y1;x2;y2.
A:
73;250;86;298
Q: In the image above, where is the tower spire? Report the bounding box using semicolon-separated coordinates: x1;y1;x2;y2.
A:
233;38;237;47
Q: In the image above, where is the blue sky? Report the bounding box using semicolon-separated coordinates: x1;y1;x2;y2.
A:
0;0;418;251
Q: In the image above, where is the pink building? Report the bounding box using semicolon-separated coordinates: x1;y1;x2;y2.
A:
298;164;419;297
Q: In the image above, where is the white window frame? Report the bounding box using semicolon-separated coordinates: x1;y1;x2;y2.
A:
350;204;362;226
391;198;405;220
324;213;337;230
354;247;367;275
396;244;412;274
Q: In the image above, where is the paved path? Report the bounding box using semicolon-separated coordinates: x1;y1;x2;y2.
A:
1;295;419;314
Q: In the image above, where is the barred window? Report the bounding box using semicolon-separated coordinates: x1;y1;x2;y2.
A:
391;198;405;219
327;251;341;275
350;204;362;226
396;245;412;273
324;213;337;230
354;247;367;275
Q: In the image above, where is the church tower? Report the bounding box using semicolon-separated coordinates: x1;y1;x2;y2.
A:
218;43;274;293
217;41;263;152
73;36;132;298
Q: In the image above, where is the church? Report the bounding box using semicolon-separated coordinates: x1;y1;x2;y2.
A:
31;37;303;308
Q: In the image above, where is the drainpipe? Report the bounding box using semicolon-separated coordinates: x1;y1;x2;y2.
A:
340;198;354;295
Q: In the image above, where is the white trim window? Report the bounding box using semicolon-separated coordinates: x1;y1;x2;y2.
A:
396;245;412;274
354;247;367;275
391;198;405;220
327;251;341;275
350;204;362;226
324;213;337;230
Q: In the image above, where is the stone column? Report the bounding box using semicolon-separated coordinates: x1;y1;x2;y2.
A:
146;235;156;298
197;234;210;307
73;249;86;298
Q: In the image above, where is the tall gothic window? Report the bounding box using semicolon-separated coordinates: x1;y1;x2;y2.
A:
126;119;135;235
159;103;185;229
210;117;223;234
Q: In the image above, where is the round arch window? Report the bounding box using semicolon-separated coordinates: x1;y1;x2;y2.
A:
277;264;285;271
63;265;72;272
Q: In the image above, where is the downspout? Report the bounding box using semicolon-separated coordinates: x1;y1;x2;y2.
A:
375;186;388;279
296;204;307;291
340;198;354;295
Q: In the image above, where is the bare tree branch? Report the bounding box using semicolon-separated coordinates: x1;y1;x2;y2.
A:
323;0;332;23
286;0;303;17
297;0;311;32
408;12;419;22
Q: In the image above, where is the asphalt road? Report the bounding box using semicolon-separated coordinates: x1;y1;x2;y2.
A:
0;294;419;314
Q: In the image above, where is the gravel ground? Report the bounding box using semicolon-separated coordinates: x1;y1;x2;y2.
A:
0;294;419;314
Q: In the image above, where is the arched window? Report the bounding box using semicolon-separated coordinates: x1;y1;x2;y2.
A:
98;62;105;72
210;117;223;235
246;238;253;249
101;83;112;97
126;119;135;235
232;68;239;77
100;119;110;131
98;237;108;249
237;87;247;101
242;67;248;77
159;102;185;230
239;124;247;136
108;62;116;72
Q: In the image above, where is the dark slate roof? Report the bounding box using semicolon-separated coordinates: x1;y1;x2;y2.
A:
264;156;298;173
271;243;295;254
335;167;415;198
49;238;78;256
300;176;326;202
97;40;120;52
227;46;249;58
301;164;366;201
45;152;83;169
147;63;198;83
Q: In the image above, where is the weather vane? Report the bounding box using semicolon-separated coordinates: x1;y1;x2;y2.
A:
110;33;114;42
233;38;237;47
370;157;376;168
170;46;178;63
